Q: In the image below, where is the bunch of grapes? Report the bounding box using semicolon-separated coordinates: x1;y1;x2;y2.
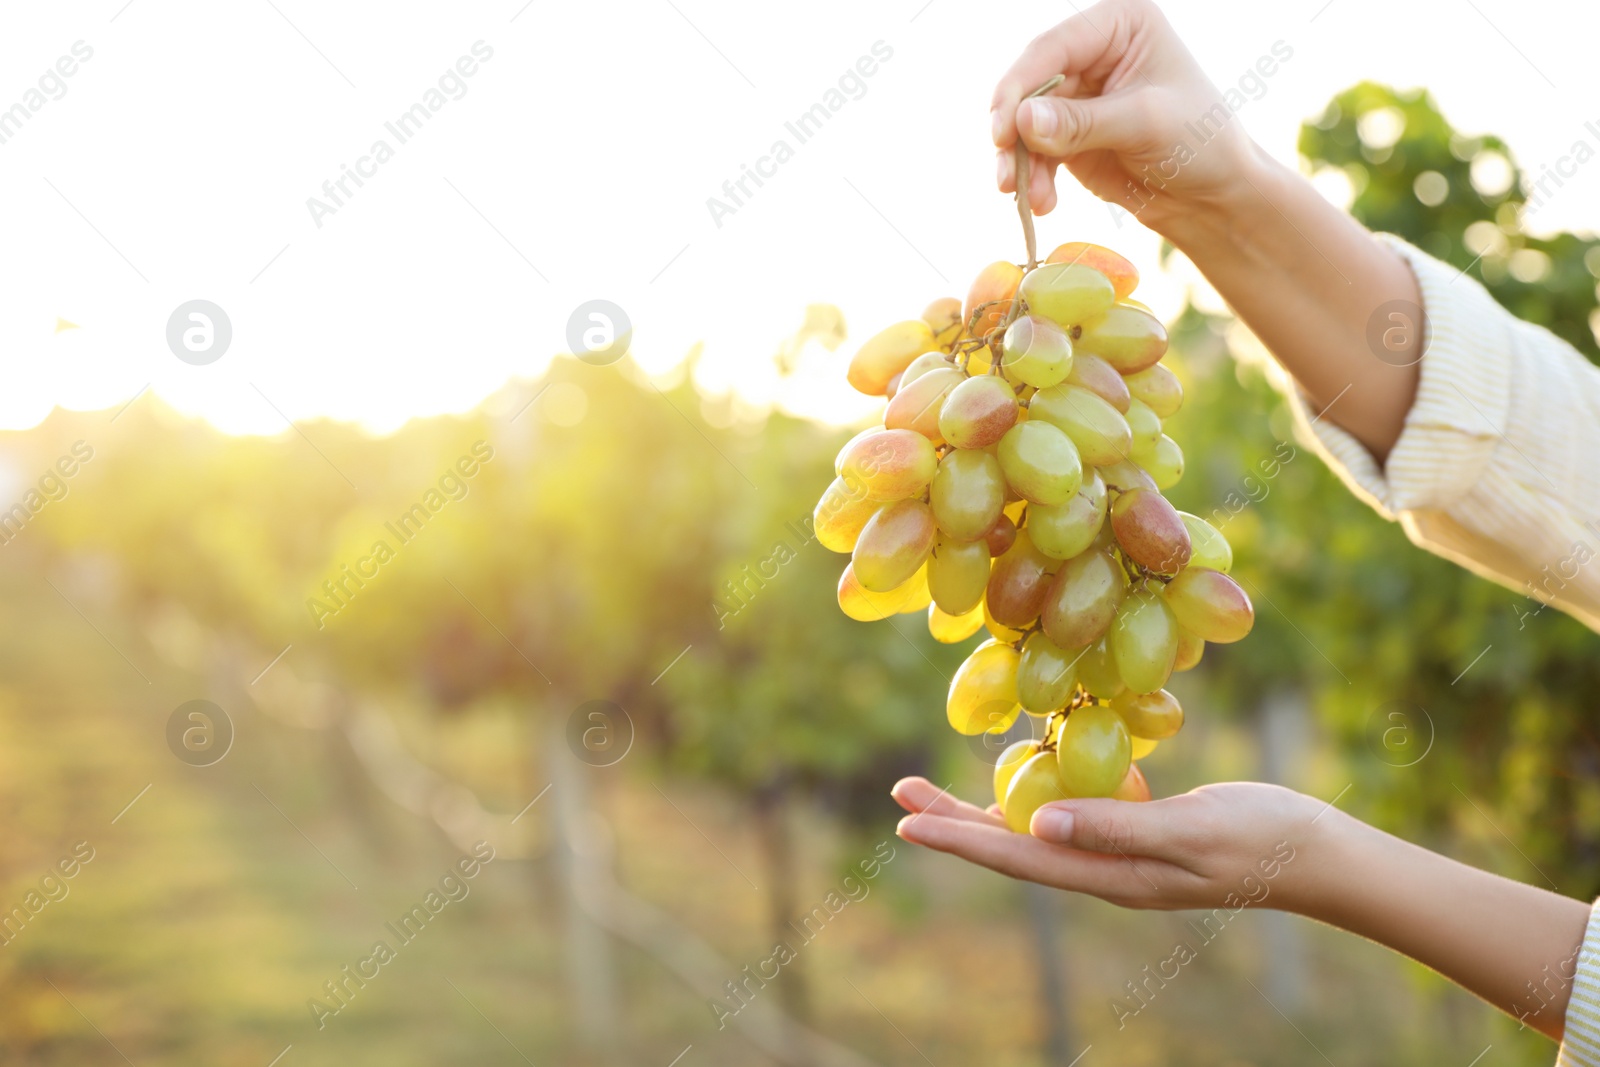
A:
813;240;1254;834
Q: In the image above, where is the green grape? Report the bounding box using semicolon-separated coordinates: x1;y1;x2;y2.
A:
1065;353;1130;412
1097;457;1157;492
996;421;1083;506
1162;567;1254;643
1001;315;1074;389
1004;751;1072;832
1125;397;1161;452
896;564;932;614
1028;384;1132;467
1173;627;1205;671
1111;689;1184;740
986;528;1056;629
1027;468;1107;560
938;374;1019;450
1056;705;1131;798
1074;305;1168;373
1177;511;1233;572
885;367;963;443
1041;548;1127;649
813;476;882;553
1124;363;1182;418
1018;631;1079;714
837;428;938;501
947;639;1022;735
927;533;990;615
1109;587;1179;695
1076;636;1125;698
1109;487;1191;574
1017;262;1116;328
852;499;936;592
1133;433;1184;490
994;740;1041;808
899;351;957;389
929;601;985;644
930;448;1005;541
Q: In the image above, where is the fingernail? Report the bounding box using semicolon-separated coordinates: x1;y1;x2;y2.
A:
1025;98;1056;139
991;108;1004;143
1032;806;1072;840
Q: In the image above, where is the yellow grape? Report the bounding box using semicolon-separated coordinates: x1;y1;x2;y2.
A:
997;421;1083;506
1028;384;1132;467
1056;705;1131;798
995;740;1042;807
1040;548;1127;649
1018;631;1079;715
1001;315;1074;389
1004;751;1072;832
885;367;963;443
1109;487;1191;574
1028;468;1107;561
848;319;936;396
897;564;932;614
938;374;1019;449
928;601;985;644
1124;363;1183;418
1074;305;1168;374
834;426;880;475
927;533;990;615
837;562;913;621
1111;688;1184;740
1173;628;1205;671
1018;262;1116;328
947;639;1021;735
853;499;936;592
923;296;963;348
1130;735;1159;760
1134;434;1184;490
1110;587;1179;695
1076;636;1125;699
986;528;1057;629
813;476;881;554
930;448;1005;542
837;429;937;502
1162;567;1254;643
1097;457;1157;492
964;261;1024;339
1125;397;1161;452
1177;511;1233;573
1111;762;1152;802
1066;353;1131;412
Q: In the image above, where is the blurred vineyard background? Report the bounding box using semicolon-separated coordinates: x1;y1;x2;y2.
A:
4;85;1599;1066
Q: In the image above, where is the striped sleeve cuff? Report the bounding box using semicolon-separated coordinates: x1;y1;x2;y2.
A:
1558;899;1600;1065
1287;232;1513;520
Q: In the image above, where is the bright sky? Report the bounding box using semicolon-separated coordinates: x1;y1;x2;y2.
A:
1;0;1595;436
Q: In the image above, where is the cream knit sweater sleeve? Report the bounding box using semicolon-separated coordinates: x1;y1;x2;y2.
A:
1284;233;1600;1061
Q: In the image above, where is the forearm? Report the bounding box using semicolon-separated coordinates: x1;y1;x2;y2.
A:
1293;808;1591;1040
1153;147;1421;461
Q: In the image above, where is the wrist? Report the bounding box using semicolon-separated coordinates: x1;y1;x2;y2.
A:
1268;797;1371;920
1146;141;1283;257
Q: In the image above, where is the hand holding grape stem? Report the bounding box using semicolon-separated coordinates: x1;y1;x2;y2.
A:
884;0;1595;1044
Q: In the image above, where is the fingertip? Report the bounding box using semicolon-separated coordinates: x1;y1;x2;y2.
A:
1030;804;1073;841
996;150;1014;193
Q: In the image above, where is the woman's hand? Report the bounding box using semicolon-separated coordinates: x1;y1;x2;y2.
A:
892;776;1323;912
991;0;1259;229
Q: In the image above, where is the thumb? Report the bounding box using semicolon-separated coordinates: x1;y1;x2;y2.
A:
1030;797;1177;857
1017;91;1150;159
